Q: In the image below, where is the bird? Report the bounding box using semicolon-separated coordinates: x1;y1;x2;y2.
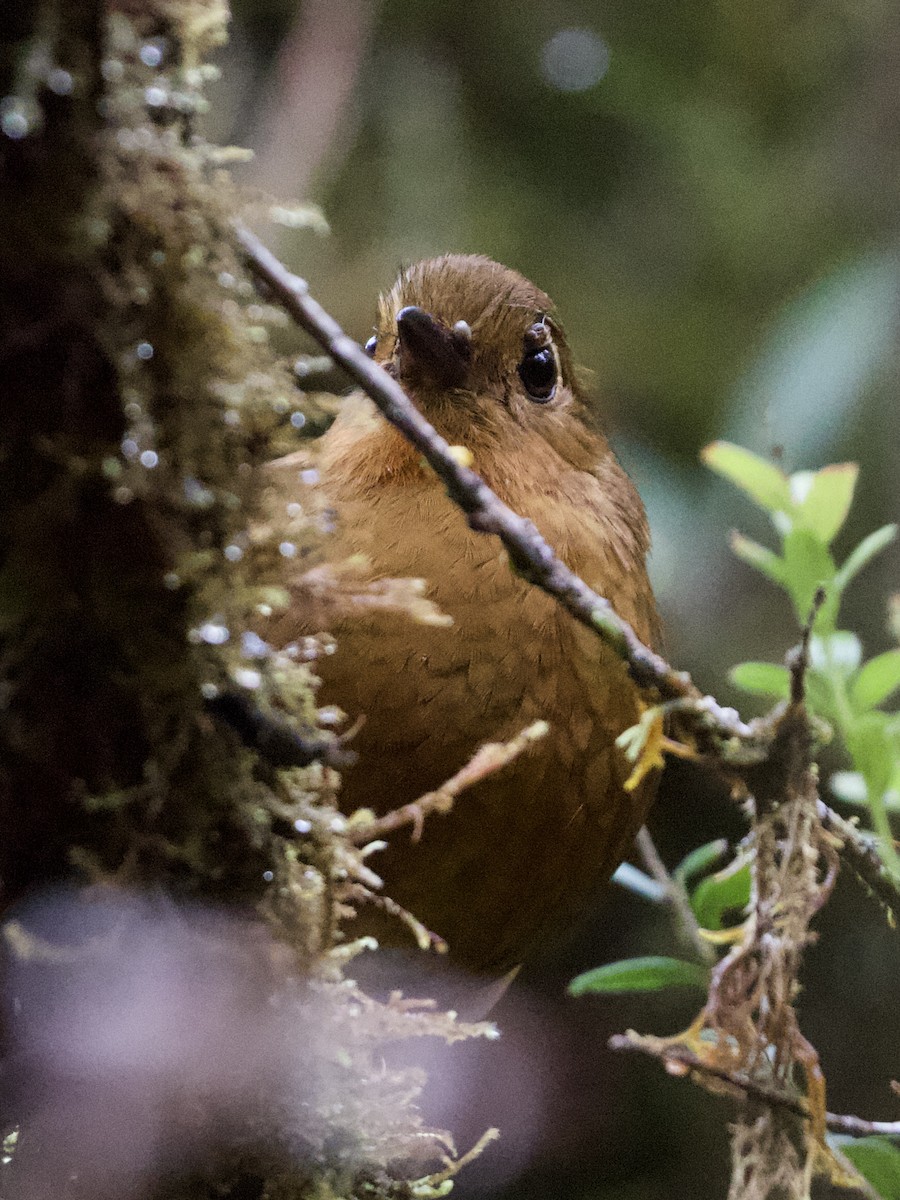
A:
260;254;659;981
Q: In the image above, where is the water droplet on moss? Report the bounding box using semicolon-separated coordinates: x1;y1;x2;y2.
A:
139;449;158;468
136;341;154;361
183;476;215;508
241;631;270;658
294;818;312;834
279;541;297;558
0;97;36;140
139;39;167;68
197;621;230;645
46;69;73;96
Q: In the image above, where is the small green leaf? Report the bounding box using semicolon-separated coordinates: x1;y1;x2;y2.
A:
730;533;787;586
568;956;708;996
790;463;858;543
691;857;752;931
834;524;898;594
847;713;895;801
611;863;666;903
674;839;729;885
730;662;791;699
781;529;837;626
851;649;900;712
830;1135;900;1200
702;442;792;513
803;669;839;722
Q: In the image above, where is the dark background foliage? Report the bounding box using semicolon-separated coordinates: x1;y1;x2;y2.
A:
209;3;900;1196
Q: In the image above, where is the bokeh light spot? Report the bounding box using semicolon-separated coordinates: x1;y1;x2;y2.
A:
540;28;610;92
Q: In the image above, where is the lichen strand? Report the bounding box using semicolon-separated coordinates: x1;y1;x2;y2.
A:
1;3;484;1196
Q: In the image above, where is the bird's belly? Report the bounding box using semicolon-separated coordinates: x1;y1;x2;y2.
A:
313;542;647;971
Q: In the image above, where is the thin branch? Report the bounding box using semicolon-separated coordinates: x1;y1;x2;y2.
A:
635;827;716;966
349;721;549;845
609;1035;900;1138
818;799;900;922
347;882;448;955
789;586;827;705
233;224;755;744
420;1127;502;1188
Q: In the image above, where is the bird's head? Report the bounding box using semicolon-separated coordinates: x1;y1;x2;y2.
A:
365;255;588;439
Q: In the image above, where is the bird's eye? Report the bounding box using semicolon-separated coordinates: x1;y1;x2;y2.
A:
364;335;377;357
518;347;557;401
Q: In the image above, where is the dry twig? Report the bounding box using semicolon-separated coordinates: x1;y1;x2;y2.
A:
635;826;716;966
348;721;549;845
609;1037;900;1138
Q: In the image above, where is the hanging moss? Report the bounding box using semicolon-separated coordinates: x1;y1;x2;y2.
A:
0;3;489;1196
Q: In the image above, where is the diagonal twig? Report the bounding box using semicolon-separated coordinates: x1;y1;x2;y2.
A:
348;721;549;845
635;827;717;966
609;1035;900;1138
233;223;754;744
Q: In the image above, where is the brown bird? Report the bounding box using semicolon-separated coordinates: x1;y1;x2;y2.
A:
262;255;659;980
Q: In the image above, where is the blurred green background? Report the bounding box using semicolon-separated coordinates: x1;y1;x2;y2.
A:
211;2;900;1196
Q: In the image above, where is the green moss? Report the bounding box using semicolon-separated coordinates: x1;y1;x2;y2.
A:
0;3;488;1197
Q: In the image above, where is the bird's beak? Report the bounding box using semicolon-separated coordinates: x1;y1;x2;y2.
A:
396;306;472;391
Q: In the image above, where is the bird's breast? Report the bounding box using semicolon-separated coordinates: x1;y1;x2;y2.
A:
262;440;656;971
